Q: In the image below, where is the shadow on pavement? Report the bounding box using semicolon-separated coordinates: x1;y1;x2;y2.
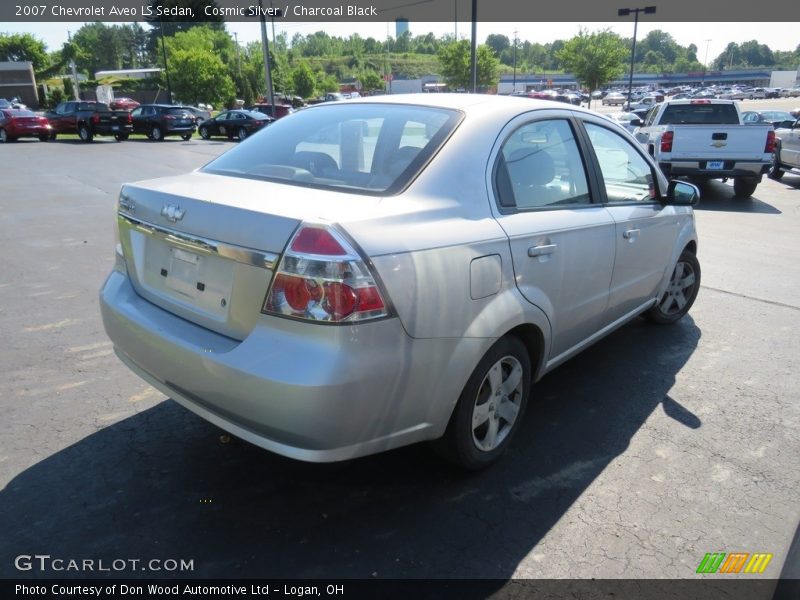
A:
693;181;781;214
0;317;701;581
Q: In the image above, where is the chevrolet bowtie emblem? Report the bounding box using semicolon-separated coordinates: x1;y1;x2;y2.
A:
161;204;186;222
710;141;727;148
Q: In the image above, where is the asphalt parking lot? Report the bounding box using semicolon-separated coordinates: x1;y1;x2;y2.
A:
1;114;799;583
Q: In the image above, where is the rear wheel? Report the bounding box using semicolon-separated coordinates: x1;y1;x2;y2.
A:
49;132;57;141
733;178;758;198
435;336;531;470
151;125;163;141
0;128;7;143
644;250;700;325
78;124;93;142
238;126;248;140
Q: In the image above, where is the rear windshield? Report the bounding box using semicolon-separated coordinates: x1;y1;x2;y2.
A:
203;103;462;195
79;102;108;111
245;111;270;119
660;103;739;125
166;107;190;115
13;110;36;117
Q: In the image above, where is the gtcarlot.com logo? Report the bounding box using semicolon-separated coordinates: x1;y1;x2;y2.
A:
696;552;773;574
14;554;194;573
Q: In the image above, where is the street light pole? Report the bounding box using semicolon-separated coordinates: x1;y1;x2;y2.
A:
159;19;172;104
618;6;655;109
469;0;477;93
512;30;518;94
702;39;711;86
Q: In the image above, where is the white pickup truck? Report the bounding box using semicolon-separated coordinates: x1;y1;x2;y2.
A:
634;99;775;197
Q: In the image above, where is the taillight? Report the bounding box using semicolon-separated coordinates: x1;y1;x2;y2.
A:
91;113;100;124
262;224;389;323
765;130;776;153
127;112;132;124
660;131;674;153
164;115;175;120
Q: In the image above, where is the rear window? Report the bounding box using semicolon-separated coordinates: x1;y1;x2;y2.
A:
166;107;190;115
13;110;36;117
79;102;108;111
203;103;462;195
245;111;270;119
660;104;739;125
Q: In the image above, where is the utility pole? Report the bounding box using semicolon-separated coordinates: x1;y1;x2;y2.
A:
702;39;711;86
618;6;656;109
469;0;477;93
159;20;172;104
233;31;243;89
67;30;80;101
258;0;275;109
512;30;518;94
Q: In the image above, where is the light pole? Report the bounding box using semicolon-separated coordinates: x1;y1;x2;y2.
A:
702;39;711;87
469;0;477;92
618;6;655;109
158;20;172;104
512;30;518;94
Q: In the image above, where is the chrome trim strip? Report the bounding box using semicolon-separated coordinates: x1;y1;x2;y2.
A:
118;212;279;270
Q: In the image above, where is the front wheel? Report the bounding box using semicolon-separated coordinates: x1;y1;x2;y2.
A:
199;126;210;140
434;336;531;470
733;178;758;198
238;127;248;140
49;132;57;141
151;125;163;141
78;124;93;142
644;250;700;325
768;153;784;180
0;128;8;143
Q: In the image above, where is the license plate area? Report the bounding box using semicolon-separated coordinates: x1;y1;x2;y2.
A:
139;235;235;320
707;160;724;170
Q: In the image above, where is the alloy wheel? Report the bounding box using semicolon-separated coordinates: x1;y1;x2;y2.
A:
658;260;697;316
471;356;524;452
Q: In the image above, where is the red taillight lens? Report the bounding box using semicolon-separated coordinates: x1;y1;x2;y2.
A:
91;113;100;124
765;130;776;153
661;131;674;153
263;224;389;323
127;113;132;124
290;227;347;255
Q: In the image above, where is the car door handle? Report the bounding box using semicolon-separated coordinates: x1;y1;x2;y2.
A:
623;229;640;240
528;244;557;257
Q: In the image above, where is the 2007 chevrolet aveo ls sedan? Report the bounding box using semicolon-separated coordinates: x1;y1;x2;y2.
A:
100;94;700;469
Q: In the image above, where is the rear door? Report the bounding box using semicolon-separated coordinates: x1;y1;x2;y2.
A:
577;116;679;322
488;110;616;360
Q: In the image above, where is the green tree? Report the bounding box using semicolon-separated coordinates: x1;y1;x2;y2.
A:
485;34;510;57
437;40;499;90
168;49;235;106
292;62;316;99
557;29;627;106
0;33;49;71
359;70;384;93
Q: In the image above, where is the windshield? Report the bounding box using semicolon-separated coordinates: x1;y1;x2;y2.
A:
203;103;462;195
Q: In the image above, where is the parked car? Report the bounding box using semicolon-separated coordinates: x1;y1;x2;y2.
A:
178;105;212;125
45;101;132;142
764;88;781;99
109;97;140;111
602;92;626;106
606;111;644;133
0;97;28;110
246;103;295;119
747;88;768;99
769;117;800;181
742;110;796;128
717;89;748;100
100;95;701;470
198;110;274;140
0;109;52;142
130;105;196;141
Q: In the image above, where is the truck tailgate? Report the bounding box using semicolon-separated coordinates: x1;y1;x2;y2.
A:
669;125;772;160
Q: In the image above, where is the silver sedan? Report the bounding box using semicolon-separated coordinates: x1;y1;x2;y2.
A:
100;95;700;469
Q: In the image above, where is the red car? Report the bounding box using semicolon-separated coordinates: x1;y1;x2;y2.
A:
0;109;51;142
109;97;140;111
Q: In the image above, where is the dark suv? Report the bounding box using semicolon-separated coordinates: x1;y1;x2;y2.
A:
130;105;196;140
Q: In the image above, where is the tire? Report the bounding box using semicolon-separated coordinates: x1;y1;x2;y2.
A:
733;178;758;198
238;127;248;140
78;124;93;142
199;126;210;140
768;151;784;180
181;133;192;141
38;134;49;142
114;133;129;141
49;132;57;141
644;250;700;325
434;336;531;470
0;128;7;143
151;125;163;141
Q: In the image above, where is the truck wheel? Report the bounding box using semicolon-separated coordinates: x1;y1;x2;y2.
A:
78;124;93;142
733;178;758;198
768;153;784;180
644;250;700;325
434;336;531;470
151;125;163;141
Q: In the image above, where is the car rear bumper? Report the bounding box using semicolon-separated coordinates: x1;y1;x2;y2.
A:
100;269;476;462
163;125;196;135
659;160;770;180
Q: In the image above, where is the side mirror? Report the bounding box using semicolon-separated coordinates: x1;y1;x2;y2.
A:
631;119;643;127
666;180;700;206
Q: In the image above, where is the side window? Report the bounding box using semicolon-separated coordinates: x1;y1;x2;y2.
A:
644;106;658;126
584;122;656;204
495;119;591;210
130;108;142;117
217;112;229;120
54;103;66;115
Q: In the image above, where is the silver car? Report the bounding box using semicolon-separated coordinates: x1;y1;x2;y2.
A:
100;95;701;469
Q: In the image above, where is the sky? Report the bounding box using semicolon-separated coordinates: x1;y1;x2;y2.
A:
3;21;799;69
